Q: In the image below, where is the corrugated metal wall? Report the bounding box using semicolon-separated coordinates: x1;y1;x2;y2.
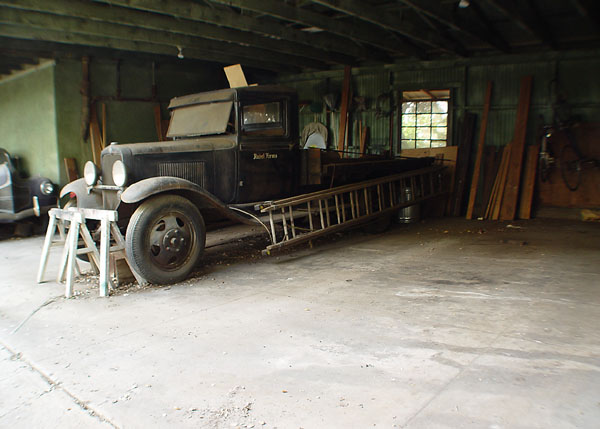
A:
280;50;600;160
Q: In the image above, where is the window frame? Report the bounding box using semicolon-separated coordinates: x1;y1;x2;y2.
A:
240;99;288;138
398;89;453;152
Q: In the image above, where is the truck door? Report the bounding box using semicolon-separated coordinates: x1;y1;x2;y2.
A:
237;94;299;203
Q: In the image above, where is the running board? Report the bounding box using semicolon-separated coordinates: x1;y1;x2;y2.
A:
259;165;446;255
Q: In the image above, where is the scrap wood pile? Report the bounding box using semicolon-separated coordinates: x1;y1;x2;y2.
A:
464;76;540;221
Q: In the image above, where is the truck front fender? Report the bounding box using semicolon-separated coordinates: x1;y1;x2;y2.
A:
120;177;254;225
60;178;103;209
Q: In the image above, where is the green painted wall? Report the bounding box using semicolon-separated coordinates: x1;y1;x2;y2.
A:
4;57;228;187
0;63;60;182
54;59;90;185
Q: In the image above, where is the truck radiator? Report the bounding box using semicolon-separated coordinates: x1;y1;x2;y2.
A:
157;161;205;187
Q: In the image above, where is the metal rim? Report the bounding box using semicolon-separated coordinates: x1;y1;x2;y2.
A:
148;210;197;271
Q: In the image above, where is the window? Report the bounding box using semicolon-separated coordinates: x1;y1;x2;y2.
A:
242;102;283;130
401;90;450;150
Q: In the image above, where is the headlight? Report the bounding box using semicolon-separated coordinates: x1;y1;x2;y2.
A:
112;160;127;187
40;180;54;195
84;161;99;186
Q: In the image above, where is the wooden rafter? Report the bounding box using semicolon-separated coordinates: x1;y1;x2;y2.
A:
209;0;425;60
571;0;600;33
0;0;352;67
0;7;326;70
0;24;299;73
91;0;383;63
311;0;468;56
482;0;557;49
400;0;510;52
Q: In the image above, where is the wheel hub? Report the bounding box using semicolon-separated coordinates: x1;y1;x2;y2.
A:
163;229;185;253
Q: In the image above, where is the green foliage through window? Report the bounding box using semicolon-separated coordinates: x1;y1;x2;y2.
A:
401;92;449;150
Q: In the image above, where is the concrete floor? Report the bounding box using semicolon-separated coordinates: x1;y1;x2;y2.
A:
1;218;599;428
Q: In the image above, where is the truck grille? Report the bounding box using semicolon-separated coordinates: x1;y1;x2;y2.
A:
158;161;205;187
101;154;122;186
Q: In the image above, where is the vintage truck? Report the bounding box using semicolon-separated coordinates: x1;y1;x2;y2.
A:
61;85;435;284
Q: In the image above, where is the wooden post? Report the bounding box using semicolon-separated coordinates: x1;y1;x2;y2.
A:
500;76;533;221
466;81;493;219
518;144;540;219
337;65;352;155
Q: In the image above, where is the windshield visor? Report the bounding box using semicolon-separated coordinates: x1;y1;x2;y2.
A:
167;101;233;138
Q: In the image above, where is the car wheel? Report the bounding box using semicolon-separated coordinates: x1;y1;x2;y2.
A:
125;195;205;285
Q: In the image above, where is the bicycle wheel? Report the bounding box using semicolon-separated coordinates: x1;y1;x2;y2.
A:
559;144;581;191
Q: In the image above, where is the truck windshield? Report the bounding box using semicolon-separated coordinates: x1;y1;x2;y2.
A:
167;101;234;139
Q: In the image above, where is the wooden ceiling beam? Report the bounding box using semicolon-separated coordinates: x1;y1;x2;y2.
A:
311;0;468;56
482;0;557;49
0;0;347;66
571;0;600;33
0;7;323;70
208;0;425;60
92;0;378;63
399;0;510;52
0;25;300;73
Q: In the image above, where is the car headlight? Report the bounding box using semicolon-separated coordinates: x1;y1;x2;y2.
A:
84;161;99;186
40;180;55;195
112;160;127;187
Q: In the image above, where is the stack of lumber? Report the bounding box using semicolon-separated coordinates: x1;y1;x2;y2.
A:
466;76;540;221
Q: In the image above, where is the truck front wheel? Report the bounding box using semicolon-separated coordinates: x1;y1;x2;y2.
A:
125;195;206;284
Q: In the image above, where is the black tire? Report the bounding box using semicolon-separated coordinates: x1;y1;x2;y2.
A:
126;195;206;284
559;144;581;191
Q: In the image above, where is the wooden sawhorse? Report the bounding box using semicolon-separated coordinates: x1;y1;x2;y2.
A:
37;207;144;297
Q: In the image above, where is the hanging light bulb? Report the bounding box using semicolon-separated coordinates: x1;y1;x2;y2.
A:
458;0;470;8
177;46;184;59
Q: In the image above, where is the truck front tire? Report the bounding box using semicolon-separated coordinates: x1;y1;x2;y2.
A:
125;195;205;284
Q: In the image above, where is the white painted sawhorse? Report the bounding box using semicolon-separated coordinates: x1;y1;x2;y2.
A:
37;208;144;298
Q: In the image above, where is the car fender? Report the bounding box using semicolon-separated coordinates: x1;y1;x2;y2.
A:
120;177;254;225
60;178;103;209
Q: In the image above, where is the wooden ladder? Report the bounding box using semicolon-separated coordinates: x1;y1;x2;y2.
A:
259;165;446;255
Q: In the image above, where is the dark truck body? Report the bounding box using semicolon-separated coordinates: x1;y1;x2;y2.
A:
62;85;432;284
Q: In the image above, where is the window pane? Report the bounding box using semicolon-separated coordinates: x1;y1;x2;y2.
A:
416;102;432;113
416;140;431;148
432;101;448;113
401;127;416;140
401;139;416;149
431;140;446;148
402;114;416;127
243;102;282;125
431;127;447;140
416;127;431;140
417;114;431;126
431;114;448;127
402;102;416;114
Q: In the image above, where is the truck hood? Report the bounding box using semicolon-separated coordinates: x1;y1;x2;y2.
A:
102;136;236;158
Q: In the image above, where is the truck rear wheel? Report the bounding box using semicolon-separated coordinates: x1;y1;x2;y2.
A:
126;195;205;284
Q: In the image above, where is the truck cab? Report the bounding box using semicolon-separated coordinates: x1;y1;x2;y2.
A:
62;86;300;284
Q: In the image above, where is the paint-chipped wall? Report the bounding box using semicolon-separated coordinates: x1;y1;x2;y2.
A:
0;62;59;183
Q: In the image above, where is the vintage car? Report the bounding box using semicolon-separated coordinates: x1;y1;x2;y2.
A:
0;148;57;223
